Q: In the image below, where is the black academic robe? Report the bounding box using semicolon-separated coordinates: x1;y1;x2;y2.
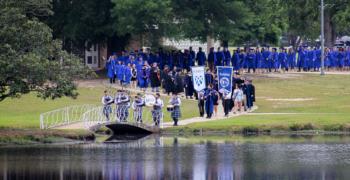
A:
150;67;161;87
184;75;194;96
173;74;184;94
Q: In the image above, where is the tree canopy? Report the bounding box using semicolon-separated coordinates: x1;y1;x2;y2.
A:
0;0;91;101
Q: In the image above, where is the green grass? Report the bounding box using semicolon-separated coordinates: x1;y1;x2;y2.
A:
169;74;350;133
0;86;198;128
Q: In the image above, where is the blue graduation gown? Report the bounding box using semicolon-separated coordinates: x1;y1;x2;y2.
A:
232;52;240;70
246;53;256;68
205;73;213;86
190;50;196;66
208;51;217;65
255;51;262;68
287;52;296;69
315;49;321;68
307;50;315;69
204;88;214;115
224;50;231;66
297;49;305;69
215;51;224;66
123;66;132;84
239;53;246;69
338;51;345;67
106;60;115;78
196;51;206;66
117;64;125;81
278;52;287;69
262;50;270;69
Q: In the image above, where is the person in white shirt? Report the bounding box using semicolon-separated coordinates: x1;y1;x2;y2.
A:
233;84;244;113
132;93;144;123
222;90;232;117
169;93;182;126
102;90;113;121
115;90;130;122
152;93;163;126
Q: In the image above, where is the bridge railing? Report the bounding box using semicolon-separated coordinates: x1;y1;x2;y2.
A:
40;104;98;129
82;105;163;130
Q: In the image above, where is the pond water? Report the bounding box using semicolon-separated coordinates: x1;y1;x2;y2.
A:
1;135;350;180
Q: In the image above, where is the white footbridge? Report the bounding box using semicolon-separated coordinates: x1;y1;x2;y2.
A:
40;104;163;134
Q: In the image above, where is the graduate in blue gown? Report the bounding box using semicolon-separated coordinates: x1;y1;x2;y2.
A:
307;48;315;71
268;48;276;72
262;47;270;72
196;47;206;66
346;48;350;70
239;49;246;70
246;48;256;73
106;55;116;84
204;84;214;118
205;69;214;86
223;47;231;66
297;47;306;72
338;48;345;70
139;63;150;91
287;48;296;70
123;63;132;87
255;47;262;72
208;47;217;71
325;48;331;69
315;48;321;71
177;50;184;69
215;47;224;66
232;49;240;71
183;49;191;71
278;48;288;71
189;46;196;66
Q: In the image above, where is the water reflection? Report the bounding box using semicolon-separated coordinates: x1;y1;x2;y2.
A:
1;135;350;179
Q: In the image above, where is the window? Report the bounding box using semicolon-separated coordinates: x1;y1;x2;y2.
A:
94;56;97;64
87;56;92;64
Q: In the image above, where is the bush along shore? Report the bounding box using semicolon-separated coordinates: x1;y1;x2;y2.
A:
162;122;350;136
0;128;95;145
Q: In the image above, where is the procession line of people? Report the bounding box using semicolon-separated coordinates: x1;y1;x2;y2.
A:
102;90;183;126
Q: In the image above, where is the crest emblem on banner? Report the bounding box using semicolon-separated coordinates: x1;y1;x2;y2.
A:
194;76;204;87
219;77;230;88
191;66;206;91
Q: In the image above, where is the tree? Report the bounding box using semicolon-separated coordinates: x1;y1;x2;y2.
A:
239;0;287;46
0;0;91;101
172;0;253;46
47;0;117;53
111;0;174;47
281;0;350;47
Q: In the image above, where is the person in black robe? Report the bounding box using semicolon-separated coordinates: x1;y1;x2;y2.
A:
149;63;161;92
183;50;191;71
244;79;255;110
161;66;174;95
173;68;184;94
184;72;194;99
197;91;205;117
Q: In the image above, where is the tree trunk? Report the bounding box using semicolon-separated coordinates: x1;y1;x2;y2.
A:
324;10;335;47
207;35;214;53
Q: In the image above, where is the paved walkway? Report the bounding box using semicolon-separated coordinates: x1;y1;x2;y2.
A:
162;105;258;128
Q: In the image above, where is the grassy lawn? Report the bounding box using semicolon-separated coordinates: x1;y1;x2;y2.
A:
170;73;350;133
0;86;198;129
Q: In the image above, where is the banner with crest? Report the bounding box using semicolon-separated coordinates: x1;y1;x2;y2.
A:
217;66;233;93
191;66;206;91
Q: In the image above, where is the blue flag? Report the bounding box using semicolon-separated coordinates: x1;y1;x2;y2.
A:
217;66;233;93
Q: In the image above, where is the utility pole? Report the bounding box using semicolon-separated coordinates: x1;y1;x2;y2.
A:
320;0;325;75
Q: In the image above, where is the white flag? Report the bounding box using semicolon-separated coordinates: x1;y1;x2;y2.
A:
191;66;206;91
